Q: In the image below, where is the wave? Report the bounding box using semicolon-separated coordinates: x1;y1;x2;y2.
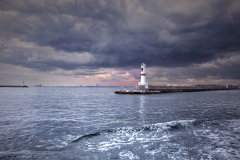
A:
70;119;240;159
71;119;196;143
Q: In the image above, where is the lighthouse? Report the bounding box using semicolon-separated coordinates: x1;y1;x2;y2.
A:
138;63;148;89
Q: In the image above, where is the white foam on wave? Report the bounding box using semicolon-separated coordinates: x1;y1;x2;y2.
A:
193;119;240;159
153;119;195;130
119;150;139;160
145;140;189;159
70;119;240;159
95;130;170;152
84;119;195;152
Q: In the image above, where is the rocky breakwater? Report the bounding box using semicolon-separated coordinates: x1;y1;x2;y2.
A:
115;89;161;94
115;85;239;94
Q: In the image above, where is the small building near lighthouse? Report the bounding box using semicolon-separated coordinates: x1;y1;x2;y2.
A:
135;63;148;90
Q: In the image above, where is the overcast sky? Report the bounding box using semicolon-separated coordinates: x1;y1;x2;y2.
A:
0;0;240;86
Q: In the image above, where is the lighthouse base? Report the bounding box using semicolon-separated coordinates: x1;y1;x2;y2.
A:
135;83;148;90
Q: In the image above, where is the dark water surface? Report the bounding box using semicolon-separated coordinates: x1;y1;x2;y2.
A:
0;87;240;159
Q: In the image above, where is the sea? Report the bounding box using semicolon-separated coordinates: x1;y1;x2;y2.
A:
0;87;239;160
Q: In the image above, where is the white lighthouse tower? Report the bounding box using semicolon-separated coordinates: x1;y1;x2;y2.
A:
138;63;148;89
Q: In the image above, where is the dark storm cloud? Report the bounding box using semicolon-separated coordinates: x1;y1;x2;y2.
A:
0;0;240;80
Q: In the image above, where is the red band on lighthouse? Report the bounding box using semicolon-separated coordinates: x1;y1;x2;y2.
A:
141;74;146;76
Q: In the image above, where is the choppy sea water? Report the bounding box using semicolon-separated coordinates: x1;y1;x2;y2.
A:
0;87;239;160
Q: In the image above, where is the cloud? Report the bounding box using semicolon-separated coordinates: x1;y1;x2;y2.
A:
0;0;240;85
146;52;240;85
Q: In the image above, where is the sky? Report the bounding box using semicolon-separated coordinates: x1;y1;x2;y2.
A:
0;0;240;86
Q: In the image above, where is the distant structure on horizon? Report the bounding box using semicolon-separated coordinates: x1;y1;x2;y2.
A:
34;84;42;87
135;63;148;90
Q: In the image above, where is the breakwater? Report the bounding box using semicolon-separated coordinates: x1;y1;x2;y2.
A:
0;85;28;88
115;85;239;94
115;90;161;94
